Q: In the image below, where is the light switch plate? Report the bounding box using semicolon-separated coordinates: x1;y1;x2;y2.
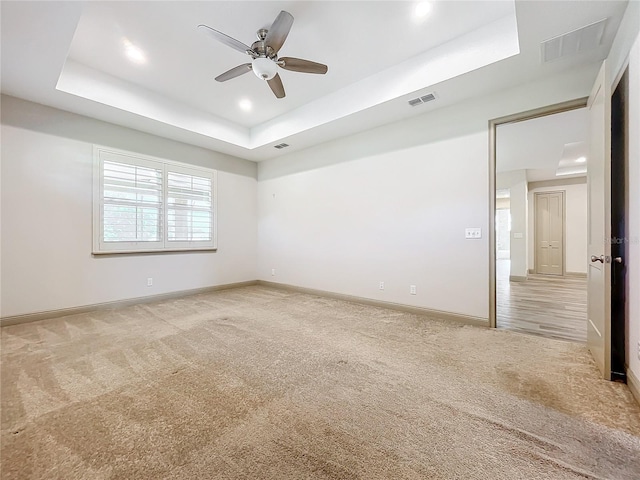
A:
465;228;482;239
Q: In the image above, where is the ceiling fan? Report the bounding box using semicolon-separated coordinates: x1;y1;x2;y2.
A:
198;10;328;99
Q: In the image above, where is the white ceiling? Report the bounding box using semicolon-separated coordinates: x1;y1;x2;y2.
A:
497;107;589;182
0;1;629;162
68;1;514;127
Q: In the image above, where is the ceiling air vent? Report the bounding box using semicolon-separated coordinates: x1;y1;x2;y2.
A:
274;143;289;149
408;92;436;107
541;18;607;63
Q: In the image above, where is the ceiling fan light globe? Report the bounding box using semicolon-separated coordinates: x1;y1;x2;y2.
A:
252;57;278;80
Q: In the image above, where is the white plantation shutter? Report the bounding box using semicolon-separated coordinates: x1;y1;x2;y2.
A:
93;146;217;253
166;167;214;248
102;160;163;242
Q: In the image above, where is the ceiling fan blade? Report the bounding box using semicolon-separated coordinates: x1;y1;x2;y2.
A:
265;11;294;53
267;73;286;98
279;57;328;75
215;63;252;82
198;24;253;55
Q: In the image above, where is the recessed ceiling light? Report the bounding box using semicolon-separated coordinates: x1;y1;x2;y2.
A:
414;2;433;20
239;99;252;111
123;39;146;64
576;156;587;163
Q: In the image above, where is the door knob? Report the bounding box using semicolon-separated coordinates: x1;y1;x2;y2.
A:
591;255;604;263
614;257;623;264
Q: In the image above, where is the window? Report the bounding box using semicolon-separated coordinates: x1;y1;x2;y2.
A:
93;146;217;254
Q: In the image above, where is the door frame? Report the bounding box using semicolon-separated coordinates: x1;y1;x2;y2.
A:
488;98;588;328
533;190;566;276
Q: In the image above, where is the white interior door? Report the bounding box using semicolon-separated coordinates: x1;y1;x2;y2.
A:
587;62;612;380
535;192;564;275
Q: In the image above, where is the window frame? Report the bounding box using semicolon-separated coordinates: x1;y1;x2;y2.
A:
93;145;217;255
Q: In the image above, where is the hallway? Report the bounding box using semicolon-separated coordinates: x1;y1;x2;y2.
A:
497;259;587;343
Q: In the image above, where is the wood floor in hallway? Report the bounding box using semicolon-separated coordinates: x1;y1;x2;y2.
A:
497;259;587;343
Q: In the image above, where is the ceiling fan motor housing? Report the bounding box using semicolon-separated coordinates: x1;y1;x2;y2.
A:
250;38;277;59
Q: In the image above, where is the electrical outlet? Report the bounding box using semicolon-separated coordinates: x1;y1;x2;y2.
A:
271;269;276;276
147;277;153;287
410;285;417;295
465;228;482;239
379;281;385;290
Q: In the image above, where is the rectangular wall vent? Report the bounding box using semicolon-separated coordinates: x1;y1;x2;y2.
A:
408;92;436;107
274;143;290;149
541;18;607;63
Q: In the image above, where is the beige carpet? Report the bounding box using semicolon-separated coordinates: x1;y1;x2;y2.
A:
1;286;639;479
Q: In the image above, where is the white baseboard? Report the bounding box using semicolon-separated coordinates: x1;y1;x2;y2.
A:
0;281;258;327
257;280;488;327
2;279;488;330
565;272;588;278
526;270;586;278
509;275;528;282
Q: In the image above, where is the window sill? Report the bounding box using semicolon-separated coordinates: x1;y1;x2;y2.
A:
92;248;218;256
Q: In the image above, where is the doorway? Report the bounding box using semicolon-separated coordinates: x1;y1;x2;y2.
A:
489;63;630;381
489;99;589;342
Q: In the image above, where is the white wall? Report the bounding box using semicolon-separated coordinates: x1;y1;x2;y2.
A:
258;67;597;320
259;132;488;319
0;96;258;317
527;182;588;274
